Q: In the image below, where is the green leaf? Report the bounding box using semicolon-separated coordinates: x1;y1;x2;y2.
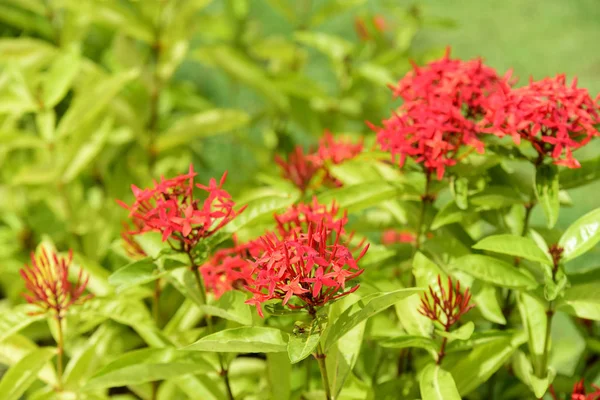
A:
559;155;600;189
549;312;585;376
380;336;438;353
436;321;474;342
470;186;524;210
309;0;366;27
556;282;600;320
395;294;433;337
186;327;288;353
473;234;551;265
86;348;213;389
0;305;44;343
323;288;421;351
512;350;554;398
535;164;560;229
108;257;161;292
318;182;407;213
450;333;525;395
558;207;600;262
450;255;538;289
517;292;547;375
287;322;321;364
294;31;353;61
56;69;138;137
200;290;253;326
471;282;506;325
196;46;289;110
413;252;447;288
267;353;291;400
42;47;81;108
224;193;299;233
35;109;55;142
61;116;113;183
451;176;469;210
155;109;250;152
431;201;468;230
0;335;56;386
419;363;461;400
0;347;56;400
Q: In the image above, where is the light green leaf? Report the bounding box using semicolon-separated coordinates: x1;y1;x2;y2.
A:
517;292;547;375
395;294;433;337
559;155;600;189
287;322;321;364
318;182;406;213
558;207;600;262
56;69;138;137
267;352;291;400
512;350;554;398
42;47;81;108
108;258;161;292
472;282;506;325
549;312;585;376
0;335;56;386
556;282;600;320
431;201;467;230
380;336;438;353
413;252;447;288
473;234;551;265
86;348;213;389
35;109;55;142
186;327;288;353
436;321;474;342
451;177;469;210
419;363;461;400
323;288;421;351
0;304;45;343
0;347;56;400
224;193;299;233
470;186;524;210
200;290;253;326
294;31;353;61
451;255;538;289
309;0;366;27
155;109;250;152
535;164;560;229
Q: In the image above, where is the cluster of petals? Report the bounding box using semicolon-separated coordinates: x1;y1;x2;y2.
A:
390;47;511;116
419;275;474;329
274;197;347;238
199;237;264;298
275;131;362;191
20;248;91;318
370;99;484;179
117;165;245;246
570;379;600;400
381;229;417;245
245;220;369;317
482;74;600;167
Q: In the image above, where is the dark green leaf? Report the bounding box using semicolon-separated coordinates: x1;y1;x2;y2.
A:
559;155;600;189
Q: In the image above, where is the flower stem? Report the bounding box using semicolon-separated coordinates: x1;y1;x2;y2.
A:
414;170;433;254
189;252;234;400
151;279;161;400
55;316;64;391
436;336;448;365
315;343;332;400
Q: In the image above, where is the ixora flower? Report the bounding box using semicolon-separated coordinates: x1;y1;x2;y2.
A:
569;379;600;400
390;47;511;116
274;198;347;238
381;229;417;245
482;74;600;168
369;99;484;180
117;165;246;247
275;132;362;191
418;275;474;329
245;220;369;317
20;248;91;319
200;237;264;298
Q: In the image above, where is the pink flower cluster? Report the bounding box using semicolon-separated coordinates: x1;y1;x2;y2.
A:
276;131;362;191
117;165;246;246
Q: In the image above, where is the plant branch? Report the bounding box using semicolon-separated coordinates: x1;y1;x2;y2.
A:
315;343;331;400
55;316;64;391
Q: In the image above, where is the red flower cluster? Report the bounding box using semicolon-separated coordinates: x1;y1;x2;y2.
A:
419;275;474;329
354;15;386;41
390;47;511;116
381;229;417;245
245;221;369;317
117;165;245;246
370;99;484;179
571;379;600;400
200;238;263;298
274;197;346;238
20;248;91;318
275;131;362;191
482;75;600;168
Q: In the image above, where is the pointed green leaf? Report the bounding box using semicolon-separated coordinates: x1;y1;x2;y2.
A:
186;327;288;353
559;155;600;189
535;164;560;228
431;201;467;230
472;282;506;325
0;347;56;400
224;193;299;233
517;292;547;375
317;182;402;212
558;207;600;262
419;363;461;400
451;255;538;289
556;282;600;320
512;350;554;398
380;336;438;353
42;47;81;108
0;304;44;343
324;288;421;351
86;348;213;389
436;321;474;342
287;323;321;364
473;234;551;265
200;290;253;326
108;258;161;292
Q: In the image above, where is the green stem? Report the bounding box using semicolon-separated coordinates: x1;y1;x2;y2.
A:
55;316;64;391
540;303;555;377
315;343;332;400
436;336;448;365
414;171;432;254
150;279;161;400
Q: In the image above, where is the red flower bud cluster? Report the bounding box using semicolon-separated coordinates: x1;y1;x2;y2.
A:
245;220;369;317
418;275;474;329
20;248;91;318
200;237;264;298
117;165;245;246
571;379;600;400
482;75;600;168
275;131;362;191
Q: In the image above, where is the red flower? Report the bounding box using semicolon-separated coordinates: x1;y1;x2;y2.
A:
313;131;363;166
20;248;91;318
275;146;321;193
369;99;484;179
245;221;369;317
118;165;246;246
391;47;511;116
482;74;600;168
381;229;417;245
274;198;346;239
200;237;264;298
569;379;600;400
120;221;147;259
418;275;474;329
